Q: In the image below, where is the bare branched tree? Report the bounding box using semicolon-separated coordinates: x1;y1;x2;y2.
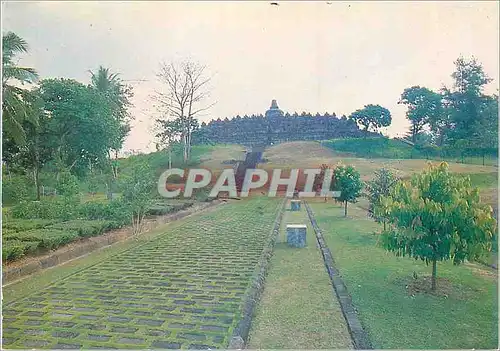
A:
155;61;214;162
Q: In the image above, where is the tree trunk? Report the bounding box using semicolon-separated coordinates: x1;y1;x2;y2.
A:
168;148;172;169
35;167;41;201
431;259;437;291
344;201;348;217
383;219;386;231
482;151;485;166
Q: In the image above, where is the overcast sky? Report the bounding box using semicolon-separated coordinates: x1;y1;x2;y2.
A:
3;1;499;153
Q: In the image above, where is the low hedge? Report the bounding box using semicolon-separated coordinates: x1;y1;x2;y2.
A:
146;201;193;216
11;198;80;221
2;218;60;232
78;200;131;226
2;240;40;262
6;229;79;250
47;219;117;238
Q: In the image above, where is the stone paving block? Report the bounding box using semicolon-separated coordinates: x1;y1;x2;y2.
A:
151;341;182;349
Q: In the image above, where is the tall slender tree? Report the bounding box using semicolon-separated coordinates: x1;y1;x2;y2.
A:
155;60;214;162
89;66;133;197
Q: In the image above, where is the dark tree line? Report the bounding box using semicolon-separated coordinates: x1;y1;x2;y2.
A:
2;32;133;201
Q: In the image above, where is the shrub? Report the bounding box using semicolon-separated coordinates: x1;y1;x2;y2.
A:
11;198;80;221
2;240;40;261
56;171;80;198
2;175;36;204
78;200;131;226
48;219;116;238
146;201;193;216
8;229;79;250
120;162;156;234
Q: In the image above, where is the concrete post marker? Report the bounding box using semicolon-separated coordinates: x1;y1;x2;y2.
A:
286;224;307;248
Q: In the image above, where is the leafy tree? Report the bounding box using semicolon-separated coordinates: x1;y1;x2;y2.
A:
470;94;498;165
349;104;391;134
399;86;442;143
89;66;133;198
89;65;133;157
365;168;399;230
332;164;363;217
38;78;121;176
120;162;156;235
2;90;52;200
442;56;493;143
378;162;496;291
2;32;39;145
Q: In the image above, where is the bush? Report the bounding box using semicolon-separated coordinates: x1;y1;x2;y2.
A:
2;175;36;204
48;219;116;238
78;200;131;226
2;218;60;232
11;198;80;221
2;240;39;261
146;201;193;216
56;171;80;198
7;229;79;250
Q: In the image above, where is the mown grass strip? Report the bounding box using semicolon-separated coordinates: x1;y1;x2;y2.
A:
247;200;352;349
304;200;372;349
309;199;498;349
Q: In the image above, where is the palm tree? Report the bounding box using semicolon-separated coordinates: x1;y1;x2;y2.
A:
89;66;131;197
2;32;39;145
89;66;120;93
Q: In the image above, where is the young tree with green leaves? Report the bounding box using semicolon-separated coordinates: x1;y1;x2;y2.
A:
120;162;156;235
365;168;399;230
332;164;363;217
378;162;496;291
348;104;392;135
155;117;183;169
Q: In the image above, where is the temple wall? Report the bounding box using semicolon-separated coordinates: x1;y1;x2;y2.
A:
198;113;373;146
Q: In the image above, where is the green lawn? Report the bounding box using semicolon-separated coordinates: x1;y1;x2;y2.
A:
309;200;498;349
466;172;498;189
248;201;352;349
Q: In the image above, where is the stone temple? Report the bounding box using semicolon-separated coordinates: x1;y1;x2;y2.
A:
198;99;375;146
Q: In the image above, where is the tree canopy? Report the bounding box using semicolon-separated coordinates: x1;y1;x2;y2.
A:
349;104;392;133
378;162;496;290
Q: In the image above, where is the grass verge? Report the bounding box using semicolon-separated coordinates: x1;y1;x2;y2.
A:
247;200;352;349
309;199;498;349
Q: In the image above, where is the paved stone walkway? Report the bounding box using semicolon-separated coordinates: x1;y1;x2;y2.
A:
2;197;281;349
